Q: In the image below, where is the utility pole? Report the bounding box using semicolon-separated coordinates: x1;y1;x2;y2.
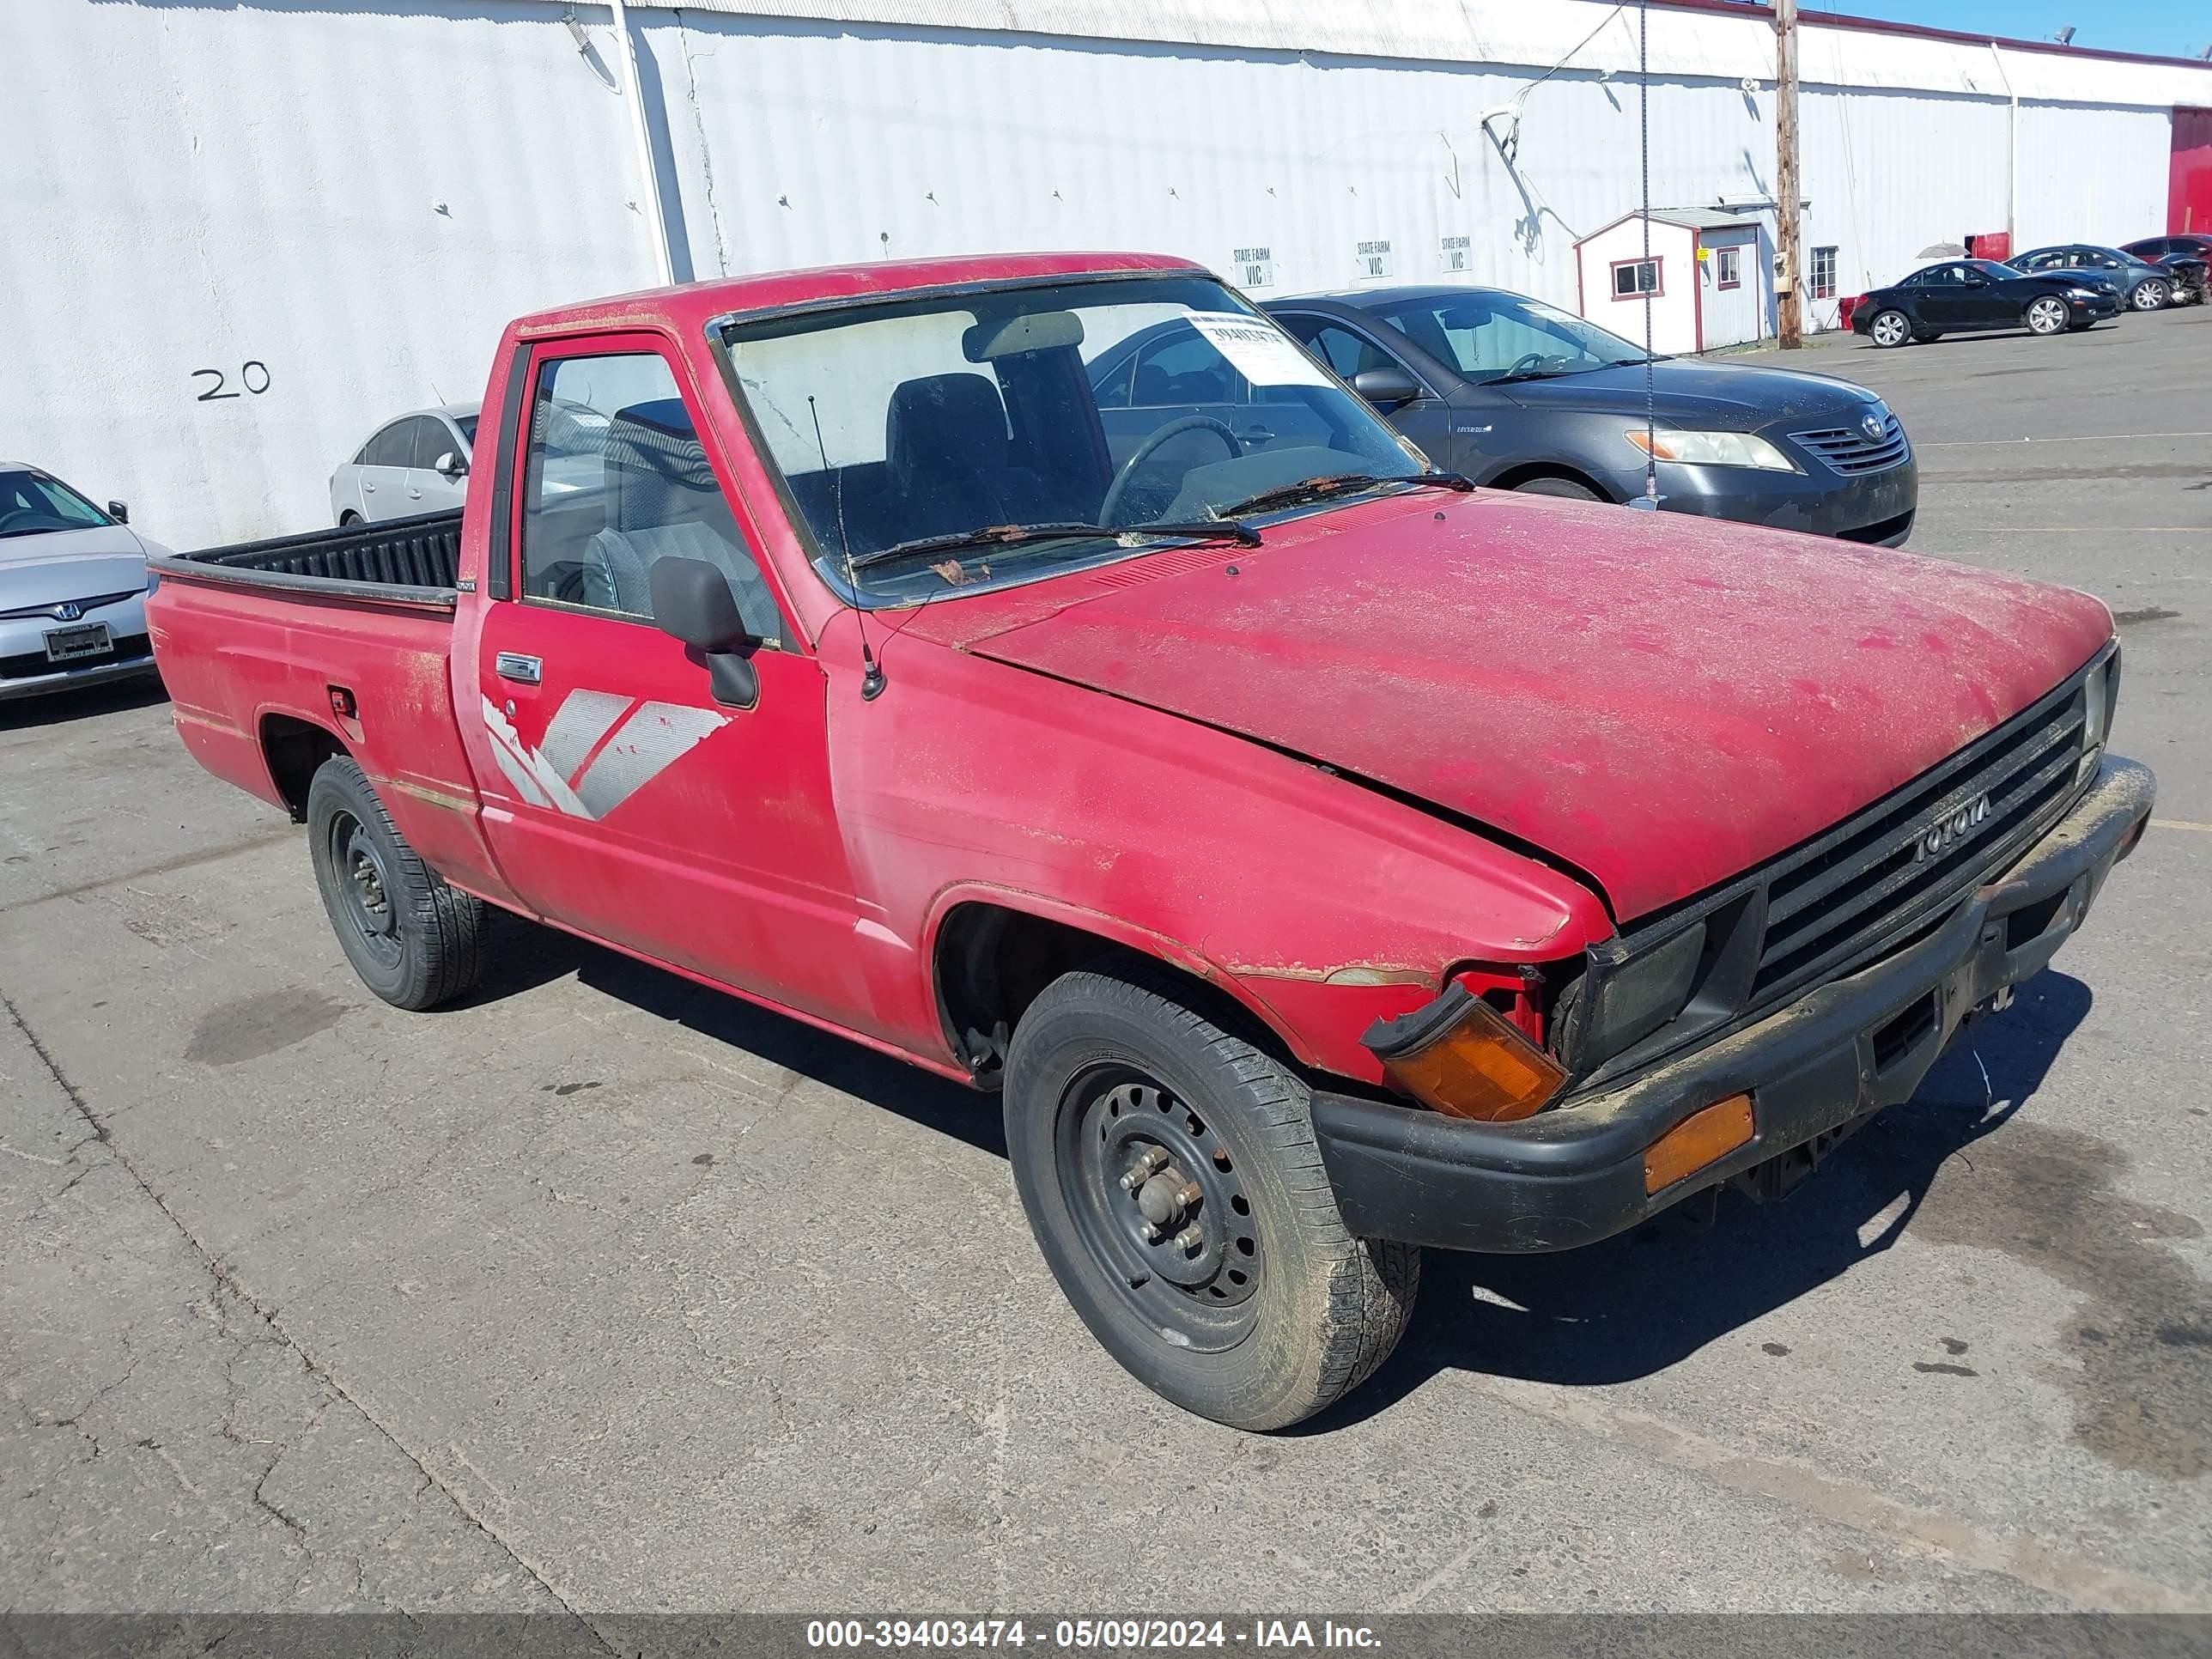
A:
1776;0;1802;348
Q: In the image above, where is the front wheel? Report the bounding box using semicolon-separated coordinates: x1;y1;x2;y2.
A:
2132;279;2169;312
1003;968;1418;1431
307;756;490;1010
1868;309;1912;349
2026;296;2070;336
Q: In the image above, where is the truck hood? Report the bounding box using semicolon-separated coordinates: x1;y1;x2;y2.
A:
0;526;152;609
1492;360;1876;426
925;491;2112;923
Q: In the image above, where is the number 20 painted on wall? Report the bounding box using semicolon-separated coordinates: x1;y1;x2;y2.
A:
193;362;272;402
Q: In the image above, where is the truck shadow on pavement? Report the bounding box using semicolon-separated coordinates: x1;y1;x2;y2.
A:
1301;969;2097;1428
571;945;1009;1158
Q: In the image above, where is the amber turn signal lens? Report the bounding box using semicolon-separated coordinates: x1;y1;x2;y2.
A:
1644;1093;1755;1194
1375;990;1567;1122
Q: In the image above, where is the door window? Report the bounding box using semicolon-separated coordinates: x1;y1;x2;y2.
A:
411;418;460;469
364;422;415;467
1294;323;1400;380
519;350;782;644
1716;246;1742;289
1129;329;1241;406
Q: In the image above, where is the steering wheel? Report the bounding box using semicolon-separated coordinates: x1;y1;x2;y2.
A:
0;508;47;534
1099;416;1243;528
1501;351;1555;379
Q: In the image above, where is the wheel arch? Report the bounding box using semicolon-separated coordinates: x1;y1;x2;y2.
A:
1485;460;1619;501
258;710;352;822
925;888;1309;1089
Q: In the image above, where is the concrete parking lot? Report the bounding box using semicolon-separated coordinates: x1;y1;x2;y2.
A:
3;306;2208;1624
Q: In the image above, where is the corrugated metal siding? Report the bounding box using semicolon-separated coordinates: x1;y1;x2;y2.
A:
6;0;2207;550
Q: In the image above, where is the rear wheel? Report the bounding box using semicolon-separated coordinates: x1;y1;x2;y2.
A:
338;511;362;527
306;756;489;1010
1003;967;1418;1431
2026;296;2069;336
1511;477;1602;501
1868;309;1912;349
2132;278;2170;312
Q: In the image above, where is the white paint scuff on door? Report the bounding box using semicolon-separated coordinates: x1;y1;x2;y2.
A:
480;691;726;820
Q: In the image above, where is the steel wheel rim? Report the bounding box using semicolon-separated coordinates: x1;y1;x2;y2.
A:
1054;1064;1261;1352
1872;313;1907;346
2029;298;2065;333
330;811;401;966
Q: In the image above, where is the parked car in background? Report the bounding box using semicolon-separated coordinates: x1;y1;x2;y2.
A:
1164;285;1922;544
2116;236;2211;304
331;404;477;525
2008;245;2191;311
1850;258;2119;348
1;465;169;702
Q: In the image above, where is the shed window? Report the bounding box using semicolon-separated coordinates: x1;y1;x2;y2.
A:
1715;246;1741;289
1611;258;1662;300
1810;246;1838;301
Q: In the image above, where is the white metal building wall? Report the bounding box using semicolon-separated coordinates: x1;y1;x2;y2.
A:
4;0;2208;551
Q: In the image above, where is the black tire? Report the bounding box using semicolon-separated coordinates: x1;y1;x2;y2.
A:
338;511;362;527
1867;309;1912;349
2025;295;2069;337
1511;477;1602;501
306;755;489;1010
1003;966;1418;1431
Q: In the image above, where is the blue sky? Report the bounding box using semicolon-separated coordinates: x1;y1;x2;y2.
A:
1838;0;2209;60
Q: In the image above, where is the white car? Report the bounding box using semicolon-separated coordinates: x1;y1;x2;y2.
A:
0;465;171;702
330;404;477;525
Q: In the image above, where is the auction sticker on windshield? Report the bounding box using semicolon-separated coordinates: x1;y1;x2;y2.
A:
1183;313;1333;387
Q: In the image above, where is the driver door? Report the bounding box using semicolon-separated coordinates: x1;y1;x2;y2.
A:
465;332;874;1032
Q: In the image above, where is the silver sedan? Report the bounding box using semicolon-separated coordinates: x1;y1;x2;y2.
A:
0;465;170;703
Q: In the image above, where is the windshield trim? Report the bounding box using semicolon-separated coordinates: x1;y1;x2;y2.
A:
705;272;1426;613
702;265;1194;338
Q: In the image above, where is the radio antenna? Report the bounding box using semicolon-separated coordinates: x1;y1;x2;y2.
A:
810;393;884;700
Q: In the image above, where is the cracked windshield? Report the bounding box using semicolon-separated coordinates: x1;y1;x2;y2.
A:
720;273;1425;604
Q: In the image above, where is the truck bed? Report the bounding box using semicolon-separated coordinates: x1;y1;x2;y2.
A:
144;505;520;909
150;510;463;606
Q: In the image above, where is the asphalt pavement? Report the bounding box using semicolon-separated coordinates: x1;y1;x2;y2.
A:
2;306;2207;1624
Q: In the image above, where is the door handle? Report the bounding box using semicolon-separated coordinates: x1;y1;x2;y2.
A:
1242;426;1275;444
495;652;542;685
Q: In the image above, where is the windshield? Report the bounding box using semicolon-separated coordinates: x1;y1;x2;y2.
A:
1368;290;1653;384
0;470;112;542
719;273;1423;605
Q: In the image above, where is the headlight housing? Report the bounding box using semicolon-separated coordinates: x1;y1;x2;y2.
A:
2078;646;2120;782
1626;428;1800;472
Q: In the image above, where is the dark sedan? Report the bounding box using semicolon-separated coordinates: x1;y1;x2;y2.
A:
1133;285;1920;544
2010;244;2197;311
2118;235;2211;304
1850;258;2119;348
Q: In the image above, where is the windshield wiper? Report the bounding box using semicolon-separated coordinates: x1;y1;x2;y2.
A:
1212;471;1473;520
846;518;1259;574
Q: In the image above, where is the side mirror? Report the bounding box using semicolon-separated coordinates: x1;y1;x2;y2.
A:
648;556;758;708
1351;367;1422;410
434;452;469;480
106;500;130;523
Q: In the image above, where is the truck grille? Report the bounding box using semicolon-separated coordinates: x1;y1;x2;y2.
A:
1752;682;2087;1000
1573;653;2104;1091
1790;412;1910;476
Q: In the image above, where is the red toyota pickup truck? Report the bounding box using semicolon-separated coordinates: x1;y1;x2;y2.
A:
148;252;2155;1431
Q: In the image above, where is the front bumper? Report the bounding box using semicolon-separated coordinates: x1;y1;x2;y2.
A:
0;596;157;702
1312;756;2156;1255
1617;453;1918;546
